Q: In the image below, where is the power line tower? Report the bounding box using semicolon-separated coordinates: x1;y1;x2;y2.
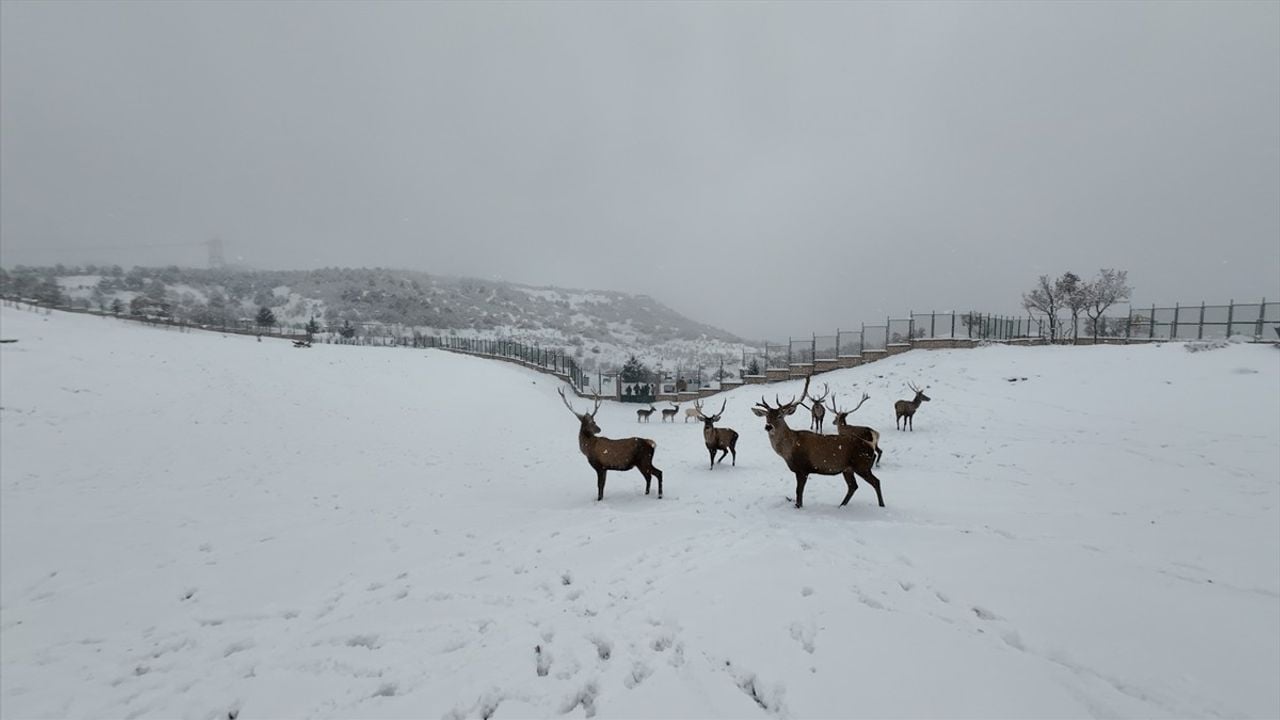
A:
206;238;226;269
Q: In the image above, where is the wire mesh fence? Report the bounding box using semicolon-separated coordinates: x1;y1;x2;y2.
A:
862;325;888;352
837;330;862;356
789;337;813;365
1126;301;1278;341
814;334;839;361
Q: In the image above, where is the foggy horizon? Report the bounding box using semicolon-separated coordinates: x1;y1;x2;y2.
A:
2;1;1278;339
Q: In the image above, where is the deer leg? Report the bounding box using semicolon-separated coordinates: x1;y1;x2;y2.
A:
840;470;859;506
730;444;736;466
707;447;716;470
875;446;883;466
653;465;663;498
717;448;729;465
596;468;607;501
794;473;808;509
860;469;885;507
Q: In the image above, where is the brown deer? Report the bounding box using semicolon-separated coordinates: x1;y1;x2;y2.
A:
694;398;739;469
799;382;831;432
661;402;680;422
636;404;656;423
827;392;884;467
894;382;931;431
751;377;884;509
560;388;663;501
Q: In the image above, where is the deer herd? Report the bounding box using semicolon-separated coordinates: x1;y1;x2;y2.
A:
560;376;932;509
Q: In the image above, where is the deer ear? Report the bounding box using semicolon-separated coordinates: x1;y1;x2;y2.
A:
751;407;768;417
784;405;798;416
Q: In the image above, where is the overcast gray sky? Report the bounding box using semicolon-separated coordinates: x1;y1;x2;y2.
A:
2;1;1277;339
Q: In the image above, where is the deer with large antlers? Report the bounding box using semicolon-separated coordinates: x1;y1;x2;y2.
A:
636;404;657;423
828;392;884;467
694;398;739;469
799;382;831;432
751;377;884;509
894;382;931;431
560;388;664;501
661;402;680;423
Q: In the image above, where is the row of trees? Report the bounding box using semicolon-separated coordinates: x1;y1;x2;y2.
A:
1022;269;1132;340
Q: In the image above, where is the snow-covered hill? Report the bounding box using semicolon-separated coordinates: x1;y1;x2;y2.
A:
4;266;753;374
1;307;1277;718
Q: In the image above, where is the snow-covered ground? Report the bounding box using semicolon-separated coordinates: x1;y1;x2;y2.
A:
2;306;1278;719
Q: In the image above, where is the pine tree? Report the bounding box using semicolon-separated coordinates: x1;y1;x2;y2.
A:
620;355;649;382
256;306;276;328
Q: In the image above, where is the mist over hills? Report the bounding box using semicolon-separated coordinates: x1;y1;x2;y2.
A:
0;264;752;373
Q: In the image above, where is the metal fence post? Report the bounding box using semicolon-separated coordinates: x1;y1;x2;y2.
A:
811;334;816;363
1226;299;1234;337
1150;304;1156;340
787;337;792;365
1257;298;1267;338
951;312;956;338
835;329;841;356
930;311;936;339
1198;302;1205;339
1172;303;1180;339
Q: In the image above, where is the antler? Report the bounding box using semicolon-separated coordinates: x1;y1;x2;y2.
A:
591;393;602;417
812;383;830;403
710;397;727;420
558;387;582;417
828;391;870;415
907;381;921;393
848;391;870;414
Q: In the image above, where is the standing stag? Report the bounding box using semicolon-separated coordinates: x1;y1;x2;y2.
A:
560;389;664;501
636;404;657;423
751;377;884;509
894;383;931;431
684;405;701;423
662;403;680;422
828;392;884;467
799;382;831;432
694;398;739;469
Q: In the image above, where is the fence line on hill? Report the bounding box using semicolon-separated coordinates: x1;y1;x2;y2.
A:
5;295;1275;401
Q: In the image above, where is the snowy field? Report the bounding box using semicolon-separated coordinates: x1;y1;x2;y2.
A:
2;306;1278;719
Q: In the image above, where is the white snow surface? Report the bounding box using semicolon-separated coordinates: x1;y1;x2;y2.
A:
2;307;1278;719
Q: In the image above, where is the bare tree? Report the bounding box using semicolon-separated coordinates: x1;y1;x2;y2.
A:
1083;269;1131;340
1022;275;1063;339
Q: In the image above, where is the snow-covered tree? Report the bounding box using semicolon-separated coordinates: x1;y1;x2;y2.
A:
1083;269;1131;339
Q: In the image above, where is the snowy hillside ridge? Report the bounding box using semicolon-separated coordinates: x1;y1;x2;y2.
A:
2;265;751;372
2;306;1278;719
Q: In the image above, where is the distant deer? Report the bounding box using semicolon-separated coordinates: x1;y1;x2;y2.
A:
752;377;884;509
684;405;701;423
694;398;739;469
894;382;931;431
828;392;884;467
636;404;657;423
560;388;663;501
798;382;831;432
662;402;680;423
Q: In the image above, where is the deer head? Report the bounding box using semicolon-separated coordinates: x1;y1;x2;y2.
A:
559;387;602;436
907;382;931;404
694;398;727;427
826;391;870;427
751;378;805;433
798;382;830;431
